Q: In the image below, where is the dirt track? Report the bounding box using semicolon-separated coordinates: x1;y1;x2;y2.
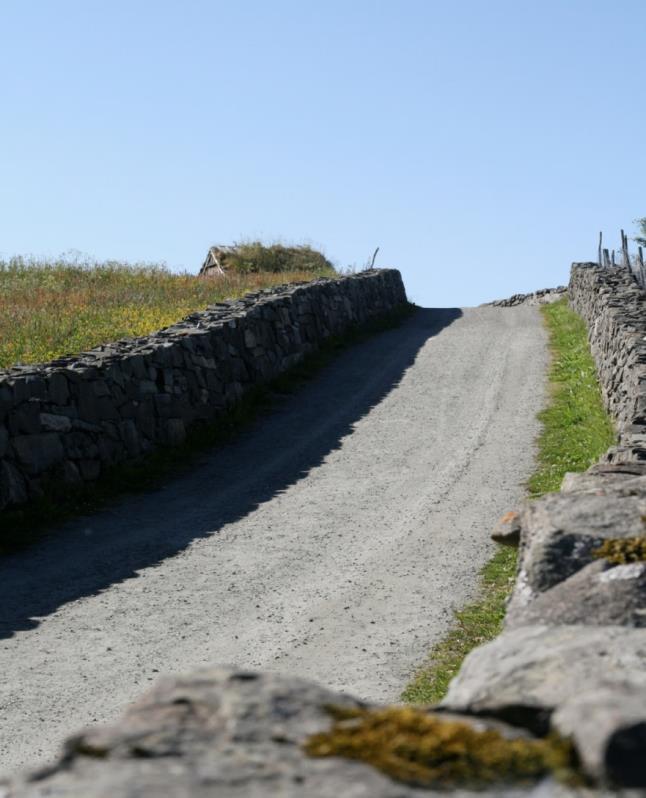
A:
0;305;547;777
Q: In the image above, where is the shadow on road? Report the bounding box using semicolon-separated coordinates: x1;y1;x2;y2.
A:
0;308;462;639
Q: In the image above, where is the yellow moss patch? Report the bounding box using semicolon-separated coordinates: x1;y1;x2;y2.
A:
592;536;646;565
304;706;574;788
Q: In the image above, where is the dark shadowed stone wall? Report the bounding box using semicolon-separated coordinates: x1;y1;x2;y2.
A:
0;269;407;510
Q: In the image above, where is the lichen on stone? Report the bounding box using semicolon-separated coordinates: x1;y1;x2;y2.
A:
304;705;575;788
592;536;646;565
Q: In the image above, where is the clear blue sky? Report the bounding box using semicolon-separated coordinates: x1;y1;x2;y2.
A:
1;1;645;306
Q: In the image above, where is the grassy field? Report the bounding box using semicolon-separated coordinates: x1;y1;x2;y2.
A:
402;298;615;704
0;255;335;369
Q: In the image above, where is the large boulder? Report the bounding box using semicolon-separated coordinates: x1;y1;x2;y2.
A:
4;667;557;798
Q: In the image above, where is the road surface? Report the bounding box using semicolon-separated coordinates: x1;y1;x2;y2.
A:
0;305;547;776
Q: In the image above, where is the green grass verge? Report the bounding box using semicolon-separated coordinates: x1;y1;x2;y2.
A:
0;303;415;555
401;298;615;705
527;299;616;497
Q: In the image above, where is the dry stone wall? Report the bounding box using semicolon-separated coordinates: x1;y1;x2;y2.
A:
8;264;646;796
0;269;407;512
442;263;646;790
569;263;646;463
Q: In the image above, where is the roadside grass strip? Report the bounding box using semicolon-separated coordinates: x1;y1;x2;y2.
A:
402;298;615;704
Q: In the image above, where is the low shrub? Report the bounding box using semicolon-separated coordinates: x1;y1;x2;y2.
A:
218;242;335;274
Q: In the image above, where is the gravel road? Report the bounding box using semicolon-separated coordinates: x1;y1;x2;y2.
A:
0;305;547;777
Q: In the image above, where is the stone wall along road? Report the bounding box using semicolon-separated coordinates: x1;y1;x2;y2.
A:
0;269;406;513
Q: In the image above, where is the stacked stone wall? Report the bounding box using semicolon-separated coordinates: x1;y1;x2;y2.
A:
569;263;646;462
439;264;646;789
10;265;646;795
0;269;407;511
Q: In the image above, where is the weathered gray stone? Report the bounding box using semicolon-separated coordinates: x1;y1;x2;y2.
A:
587;461;646;478
164;418;186;446
48;371;69;405
488;287;568;307
506;560;646;629
39;412;72;433
561;471;646;496
510;493;646;611
0;383;13;419
552;685;646;787
58;459;82;484
78;458;101;481
3;668;550;798
11;433;65;475
0;459;28;506
8;401;41;435
441;626;646;734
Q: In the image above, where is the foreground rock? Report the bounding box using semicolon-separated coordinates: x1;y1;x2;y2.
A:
552;685;646;787
4;668;568;798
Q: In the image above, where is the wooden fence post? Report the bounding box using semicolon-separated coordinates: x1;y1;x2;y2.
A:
621;229;631;272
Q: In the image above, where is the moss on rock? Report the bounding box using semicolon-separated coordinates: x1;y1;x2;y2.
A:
304;705;575;788
592;536;646;565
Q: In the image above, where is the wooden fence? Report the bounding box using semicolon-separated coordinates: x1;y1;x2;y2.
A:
597;230;646;289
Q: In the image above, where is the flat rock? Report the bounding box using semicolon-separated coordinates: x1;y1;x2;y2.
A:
505;560;646;629
561;472;646;496
510;493;646;611
441;626;646;735
586;462;646;478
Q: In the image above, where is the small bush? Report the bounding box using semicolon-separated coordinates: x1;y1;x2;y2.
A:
222;242;335;274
